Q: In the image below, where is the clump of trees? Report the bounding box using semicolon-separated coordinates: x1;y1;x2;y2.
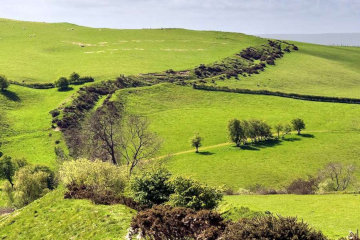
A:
227;119;272;146
1;156;56;208
130;168;222;210
55;72;94;91
0;75;9;91
227;118;306;147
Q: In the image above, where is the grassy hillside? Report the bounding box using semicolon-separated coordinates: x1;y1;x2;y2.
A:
119;84;360;188
221;194;360;239
0;188;135;240
211;43;360;98
0;85;79;167
0;18;265;83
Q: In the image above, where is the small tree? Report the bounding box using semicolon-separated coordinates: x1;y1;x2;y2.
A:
282;124;292;139
291;118;305;135
0;75;9;91
274;123;283;139
228;119;245;147
191;134;202;153
0;156;15;187
320;162;356;191
55;77;69;91
69;72;80;83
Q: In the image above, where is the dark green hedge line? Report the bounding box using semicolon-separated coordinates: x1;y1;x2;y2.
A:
9;80;55;89
193;84;360;104
10;77;94;89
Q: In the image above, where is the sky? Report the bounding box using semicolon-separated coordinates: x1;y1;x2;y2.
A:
1;0;360;34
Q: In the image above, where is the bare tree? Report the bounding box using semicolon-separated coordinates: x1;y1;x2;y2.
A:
119;115;161;176
321;162;356;191
84;102;123;165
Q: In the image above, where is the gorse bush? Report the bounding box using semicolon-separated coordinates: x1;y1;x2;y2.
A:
219;215;328;240
129;205;226;240
130;168;174;207
60;159;127;195
170;177;223;210
4;165;56;208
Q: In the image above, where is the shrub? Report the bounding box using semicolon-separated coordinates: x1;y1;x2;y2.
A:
0;156;28;187
64;184;146;211
0;75;9;91
170;177;223;210
129;205;226;240
286;176;320;194
4;165;56;208
130;168;174;207
191;133;202;153
55;77;69;91
59;159;127;195
291;118;306;135
219;215;327;240
69;72;80;83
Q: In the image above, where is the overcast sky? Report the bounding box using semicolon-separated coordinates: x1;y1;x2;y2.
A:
1;0;360;34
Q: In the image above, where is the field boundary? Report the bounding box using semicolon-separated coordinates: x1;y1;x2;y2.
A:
193;84;360;104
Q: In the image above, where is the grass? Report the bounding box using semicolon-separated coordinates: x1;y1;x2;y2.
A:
0;18;265;83
119;84;360;188
0;187;135;240
220;194;360;239
211;42;360;98
0;85;79;167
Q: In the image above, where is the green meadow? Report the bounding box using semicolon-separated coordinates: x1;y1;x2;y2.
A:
220;194;360;239
212;43;360;98
1;19;360;239
0;18;265;83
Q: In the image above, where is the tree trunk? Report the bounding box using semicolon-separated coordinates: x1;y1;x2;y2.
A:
195;146;199;153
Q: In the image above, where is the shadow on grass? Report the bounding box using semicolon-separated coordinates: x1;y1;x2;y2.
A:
0;90;20;101
58;87;74;92
282;136;301;142
198;151;215;155
300;133;315;138
239;145;259;151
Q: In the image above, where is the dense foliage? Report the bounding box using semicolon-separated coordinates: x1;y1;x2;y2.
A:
4;165;56;208
170;177;223;210
130;168;174;207
55;77;69;91
60;159;127;195
220;215;328;240
129;205;226;240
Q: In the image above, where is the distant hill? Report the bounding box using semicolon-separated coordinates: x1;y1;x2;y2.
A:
258;33;360;46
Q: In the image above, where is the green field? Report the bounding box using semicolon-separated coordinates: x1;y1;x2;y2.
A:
0;85;78;167
0;187;135;240
221;194;360;239
1;19;360;239
211;43;360;98
0;18;265;83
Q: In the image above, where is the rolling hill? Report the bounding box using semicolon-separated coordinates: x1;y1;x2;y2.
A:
1;19;360;240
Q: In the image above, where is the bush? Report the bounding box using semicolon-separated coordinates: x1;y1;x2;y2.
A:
64;184;146;211
130;168;174;207
286;176;320;194
59;159;127;195
0;75;9;91
129;205;226;240
4;165;56;208
55;77;69;91
170;177;223;210
219;215;327;240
